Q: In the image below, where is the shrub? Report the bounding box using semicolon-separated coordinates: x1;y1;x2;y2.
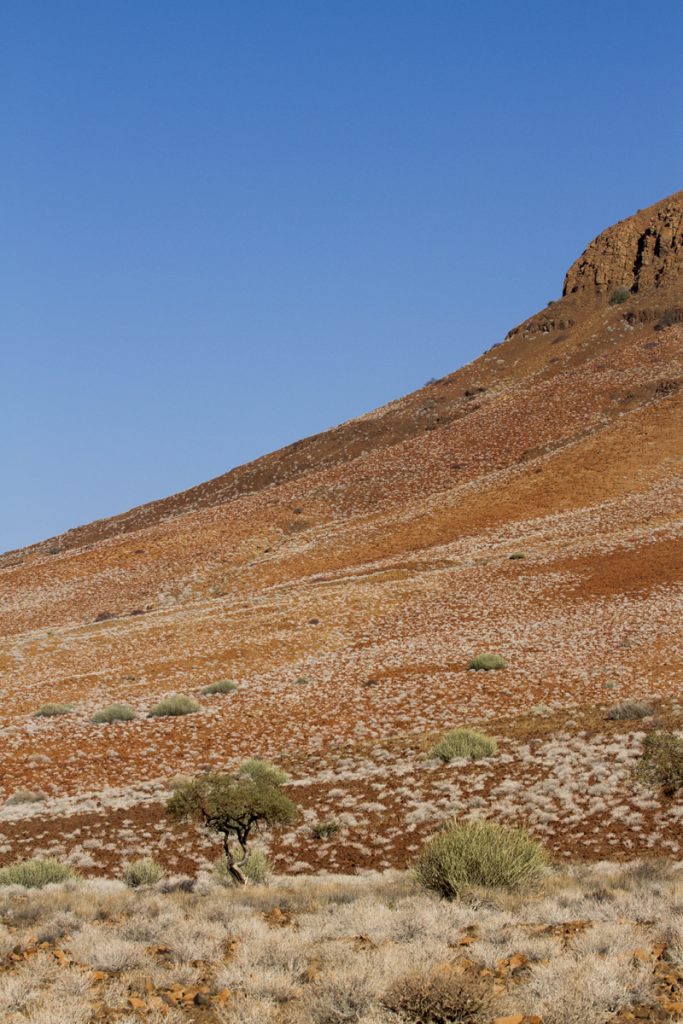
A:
655;307;682;330
0;858;77;888
508;552;526;560
215;848;271;885
33;702;73;717
122;857;164;888
148;695;199;718
414;820;547;898
311;819;341;839
609;287;631;305
635;732;683;796
4;789;46;806
430;728;497;762
91;703;137;724
468;654;507;671
606;700;655;721
383;966;493;1023
201;679;237;696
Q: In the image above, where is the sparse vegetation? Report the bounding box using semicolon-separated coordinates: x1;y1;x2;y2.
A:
606;699;655;721
384;966;494;1023
635;731;683;796
33;702;73;717
4;789;46;806
0;858;77;888
122;857;164;888
91;703;137;723
609;286;631;305
414;820;547;898
430;728;497;762
468;653;507;670
311;819;341;839
167;760;298;884
201;679;237;695
508;551;526;559
148;694;199;717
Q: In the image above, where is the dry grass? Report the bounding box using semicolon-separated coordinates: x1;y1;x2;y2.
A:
0;862;677;1022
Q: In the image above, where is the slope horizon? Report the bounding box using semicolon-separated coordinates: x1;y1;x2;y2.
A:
4;0;683;554
5;185;681;557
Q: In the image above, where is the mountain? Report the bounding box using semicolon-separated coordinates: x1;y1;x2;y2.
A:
0;191;681;878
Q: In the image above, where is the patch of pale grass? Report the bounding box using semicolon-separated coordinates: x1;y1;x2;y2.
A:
68;924;148;972
517;952;654;1023
430;728;497;762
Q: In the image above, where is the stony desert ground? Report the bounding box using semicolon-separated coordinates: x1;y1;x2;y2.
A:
0;193;681;1021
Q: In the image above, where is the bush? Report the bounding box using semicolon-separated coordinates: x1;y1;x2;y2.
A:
201;679;237;695
655;307;682;330
606;700;655;721
383;966;493;1024
122;858;164;888
215;848;271;885
609;286;631;305
635;732;683;796
34;703;73;717
4;789;46;806
0;858;77;888
311;819;341;839
467;654;507;671
91;703;137;724
508;552;526;560
430;728;497;762
414;820;547;898
148;695;199;718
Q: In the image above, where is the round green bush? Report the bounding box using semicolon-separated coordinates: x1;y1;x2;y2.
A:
122;857;164;888
468;654;507;671
33;703;74;717
91;703;137;724
430;728;497;762
0;858;78;888
201;680;237;696
414;820;547;898
148;695;200;718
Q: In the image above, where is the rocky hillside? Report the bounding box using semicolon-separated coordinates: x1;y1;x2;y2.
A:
0;191;681;878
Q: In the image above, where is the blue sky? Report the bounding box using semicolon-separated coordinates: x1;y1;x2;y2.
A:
2;1;682;552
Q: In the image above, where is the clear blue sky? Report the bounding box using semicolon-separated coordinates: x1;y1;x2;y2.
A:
2;1;682;553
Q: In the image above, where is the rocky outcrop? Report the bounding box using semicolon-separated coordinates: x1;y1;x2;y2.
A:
563;190;683;297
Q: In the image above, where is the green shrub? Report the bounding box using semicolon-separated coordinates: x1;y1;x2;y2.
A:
609;286;631;305
467;654;507;671
311;819;341;839
148;695;199;718
122;857;164;888
508;552;525;560
91;703;137;724
635;732;683;796
414;820;547;898
215;848;271;885
4;789;46;806
383;966;493;1024
201;680;237;696
430;728;497;762
606;700;655;721
34;703;73;717
0;858;77;888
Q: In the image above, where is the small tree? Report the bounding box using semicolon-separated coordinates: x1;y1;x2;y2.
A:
166;759;298;884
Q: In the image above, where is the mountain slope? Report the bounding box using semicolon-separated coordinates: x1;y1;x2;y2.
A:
0;191;681;877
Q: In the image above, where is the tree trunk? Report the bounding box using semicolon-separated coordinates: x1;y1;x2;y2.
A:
223;834;247;885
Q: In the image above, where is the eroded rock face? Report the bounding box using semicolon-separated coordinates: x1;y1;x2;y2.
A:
563;190;683;297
